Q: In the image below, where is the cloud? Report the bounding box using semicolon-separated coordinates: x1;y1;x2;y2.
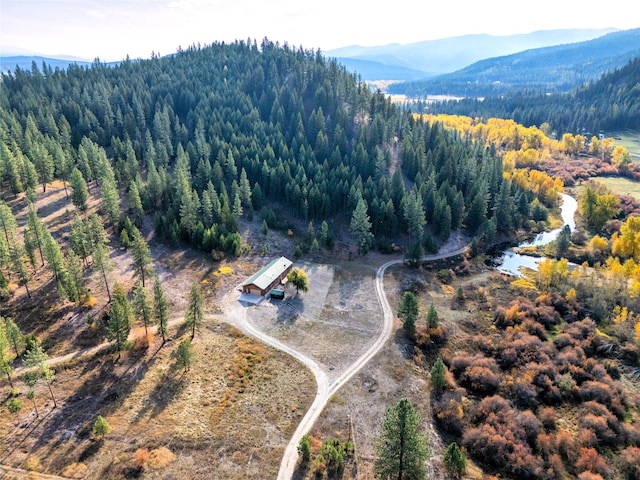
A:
166;0;221;12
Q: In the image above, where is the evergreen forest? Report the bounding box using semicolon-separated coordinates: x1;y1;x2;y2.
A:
0;39;545;265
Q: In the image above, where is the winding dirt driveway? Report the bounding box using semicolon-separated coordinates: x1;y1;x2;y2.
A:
225;246;469;480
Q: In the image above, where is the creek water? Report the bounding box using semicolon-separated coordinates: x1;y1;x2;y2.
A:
497;193;577;276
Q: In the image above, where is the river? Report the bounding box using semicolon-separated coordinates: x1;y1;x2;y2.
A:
497;193;577;276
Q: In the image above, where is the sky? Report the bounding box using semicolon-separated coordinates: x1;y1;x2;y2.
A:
2;0;639;61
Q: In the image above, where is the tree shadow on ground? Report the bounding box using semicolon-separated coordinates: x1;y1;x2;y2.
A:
20;352;153;472
393;328;416;360
130;352;185;425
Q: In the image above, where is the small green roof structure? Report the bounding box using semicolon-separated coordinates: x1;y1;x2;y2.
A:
241;256;293;296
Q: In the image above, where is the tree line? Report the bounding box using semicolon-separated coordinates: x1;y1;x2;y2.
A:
419;57;640;136
1;39;550;265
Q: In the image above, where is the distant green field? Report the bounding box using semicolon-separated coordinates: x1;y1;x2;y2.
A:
593;176;640;200
608;130;640;160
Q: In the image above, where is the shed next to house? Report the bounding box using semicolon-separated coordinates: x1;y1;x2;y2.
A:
241;256;293;296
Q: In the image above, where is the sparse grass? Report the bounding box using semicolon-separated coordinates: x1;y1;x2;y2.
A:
592;175;640;200
609;130;640;159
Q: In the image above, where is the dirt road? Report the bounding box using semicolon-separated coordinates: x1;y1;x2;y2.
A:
225;246;469;480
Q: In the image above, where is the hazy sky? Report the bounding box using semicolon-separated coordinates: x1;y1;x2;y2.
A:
2;0;639;61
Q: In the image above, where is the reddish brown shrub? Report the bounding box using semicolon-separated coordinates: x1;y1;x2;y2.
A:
432;389;466;436
517;409;543;447
134;448;150;467
536;432;555;455
538;407;556;431
519;319;548;340
548;453;564;479
619;446;640;480
499;332;548;369
473;395;512;420
575;447;612;478
460;365;501;394
563;318;596;342
556;429;577;461
533;305;561;330
512;376;539;409
553;333;574;350
579;381;614;407
578;428;598;448
470;334;498;355
577;472;605;480
579;402;621;446
463;424;512;469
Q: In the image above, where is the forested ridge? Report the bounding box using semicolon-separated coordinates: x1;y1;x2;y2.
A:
424;56;640;136
389;28;640;98
0;39;546;264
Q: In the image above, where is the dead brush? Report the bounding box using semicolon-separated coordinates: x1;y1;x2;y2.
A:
147;447;175;469
134;448;150;467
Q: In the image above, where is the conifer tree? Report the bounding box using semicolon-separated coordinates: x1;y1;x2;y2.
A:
374;398;430;480
23;343;57;408
426;303;439;329
153;278;169;344
106;283;132;358
350;197;374;255
184;282;203;339
176;339;194;373
430;355;448;391
133;281;153;336
398;292;418;337
128;180;145;228
0;321;15;387
443;442;467;478
26;204;45;267
70;167;89;213
3;317;24;358
130;226;153;287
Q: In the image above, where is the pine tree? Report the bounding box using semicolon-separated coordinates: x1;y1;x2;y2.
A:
133;281;153;336
9;243;31;298
153;278;169;344
398;292;418;337
374;398;430;480
106;283;132;358
443;442;467;478
350;197;374;255
184;282;203;339
92;241;113;302
130;226;153;287
42;229;66;284
3;317;24;358
426;303;439;329
70;167;89;213
176;339;194;373
93;415;110;440
23;343;57;408
0;321;15;387
403;189;426;243
24;372;39;417
430;355;448;391
128;180;145;228
26;204;45;267
100;174;121;228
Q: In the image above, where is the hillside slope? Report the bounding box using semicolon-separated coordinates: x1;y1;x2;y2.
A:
389;28;640;97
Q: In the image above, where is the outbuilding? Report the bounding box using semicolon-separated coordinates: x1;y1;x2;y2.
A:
241;256;293;296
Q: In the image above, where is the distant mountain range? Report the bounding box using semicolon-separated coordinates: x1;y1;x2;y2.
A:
0;55;93;73
327;28;617;80
389;28;640;97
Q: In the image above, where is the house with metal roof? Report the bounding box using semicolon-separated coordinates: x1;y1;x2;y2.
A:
241;256;293;296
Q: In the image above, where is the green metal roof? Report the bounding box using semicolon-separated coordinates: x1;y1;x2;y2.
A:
242;256;292;290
